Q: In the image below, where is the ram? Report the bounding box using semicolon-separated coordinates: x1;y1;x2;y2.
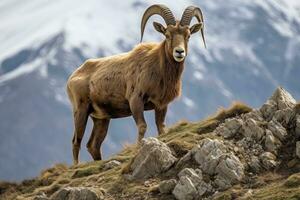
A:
67;4;206;164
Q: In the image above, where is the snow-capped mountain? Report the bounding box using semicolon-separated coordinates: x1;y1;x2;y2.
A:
0;0;299;181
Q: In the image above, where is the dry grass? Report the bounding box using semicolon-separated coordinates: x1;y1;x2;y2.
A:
250;173;300;200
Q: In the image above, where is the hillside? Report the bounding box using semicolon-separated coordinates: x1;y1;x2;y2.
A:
1;0;300;181
0;87;300;200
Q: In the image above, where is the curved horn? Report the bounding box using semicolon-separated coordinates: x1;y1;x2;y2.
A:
180;6;206;48
140;4;176;42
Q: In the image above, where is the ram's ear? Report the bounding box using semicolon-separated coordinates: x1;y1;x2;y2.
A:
190;23;203;34
153;22;166;34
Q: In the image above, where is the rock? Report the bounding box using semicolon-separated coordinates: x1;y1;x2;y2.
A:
173;176;197;200
296;115;300;137
34;194;49;200
144;180;151;187
271;87;296;110
175;151;193;169
268;120;287;141
178;168;203;186
174;168;212;198
248;156;261;173
260;100;277;121
260;87;296;120
191;138;244;191
159;179;177;194
103;160;121;170
242;118;265;140
215;118;243;138
197;180;213;196
51;187;102;200
215;125;231;138
259;152;277;170
193;138;227;175
128;137;177;180
242;109;264;122
272;108;294;127
296;141;300;159
214;154;244;190
264;130;281;153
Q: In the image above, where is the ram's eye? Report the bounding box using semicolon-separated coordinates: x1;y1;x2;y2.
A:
166;34;171;39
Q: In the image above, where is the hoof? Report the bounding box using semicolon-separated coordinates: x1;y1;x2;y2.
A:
87;147;102;161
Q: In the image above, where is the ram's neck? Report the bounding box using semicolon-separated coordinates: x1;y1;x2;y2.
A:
159;40;184;83
156;41;185;104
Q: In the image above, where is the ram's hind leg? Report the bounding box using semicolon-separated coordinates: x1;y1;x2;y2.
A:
87;118;110;161
72;103;89;165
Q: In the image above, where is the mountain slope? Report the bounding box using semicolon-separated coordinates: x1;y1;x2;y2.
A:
0;0;300;181
0;87;300;200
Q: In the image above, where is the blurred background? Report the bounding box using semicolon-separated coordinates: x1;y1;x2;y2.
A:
0;0;299;181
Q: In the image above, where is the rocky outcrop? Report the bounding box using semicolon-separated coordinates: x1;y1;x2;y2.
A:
126;137;177;180
21;87;300;200
260;87;296;121
163;87;299;199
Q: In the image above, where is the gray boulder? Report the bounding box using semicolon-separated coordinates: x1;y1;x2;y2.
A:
159;179;177;194
296;115;300;137
192;139;244;190
215;118;243;138
248;156;261;173
268;120;287;141
264;129;281;153
242;109;265;122
259;152;277;170
260;100;277;121
197;180;213;197
128;137;177;180
51;187;102;200
271;87;296;110
214;154;245;190
175;151;193;169
178;168;203;186
193;138;227;175
173;176;197;200
260;87;296;120
173;168;212;200
272;108;294;127
242;118;265;141
296;141;300;159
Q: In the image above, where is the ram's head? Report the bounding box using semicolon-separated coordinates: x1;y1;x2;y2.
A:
141;4;206;62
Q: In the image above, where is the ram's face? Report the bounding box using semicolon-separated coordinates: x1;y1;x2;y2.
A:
153;21;203;63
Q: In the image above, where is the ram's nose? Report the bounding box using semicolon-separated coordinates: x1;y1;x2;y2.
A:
173;47;186;62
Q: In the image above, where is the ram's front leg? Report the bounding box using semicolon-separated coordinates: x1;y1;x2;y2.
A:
155;106;167;135
129;94;147;143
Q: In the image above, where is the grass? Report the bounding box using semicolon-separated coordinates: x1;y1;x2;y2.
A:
250;173;300;200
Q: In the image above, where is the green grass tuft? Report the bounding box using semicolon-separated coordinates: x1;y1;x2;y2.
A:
284;173;300;188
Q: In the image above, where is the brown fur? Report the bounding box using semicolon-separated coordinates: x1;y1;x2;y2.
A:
67;21;201;164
